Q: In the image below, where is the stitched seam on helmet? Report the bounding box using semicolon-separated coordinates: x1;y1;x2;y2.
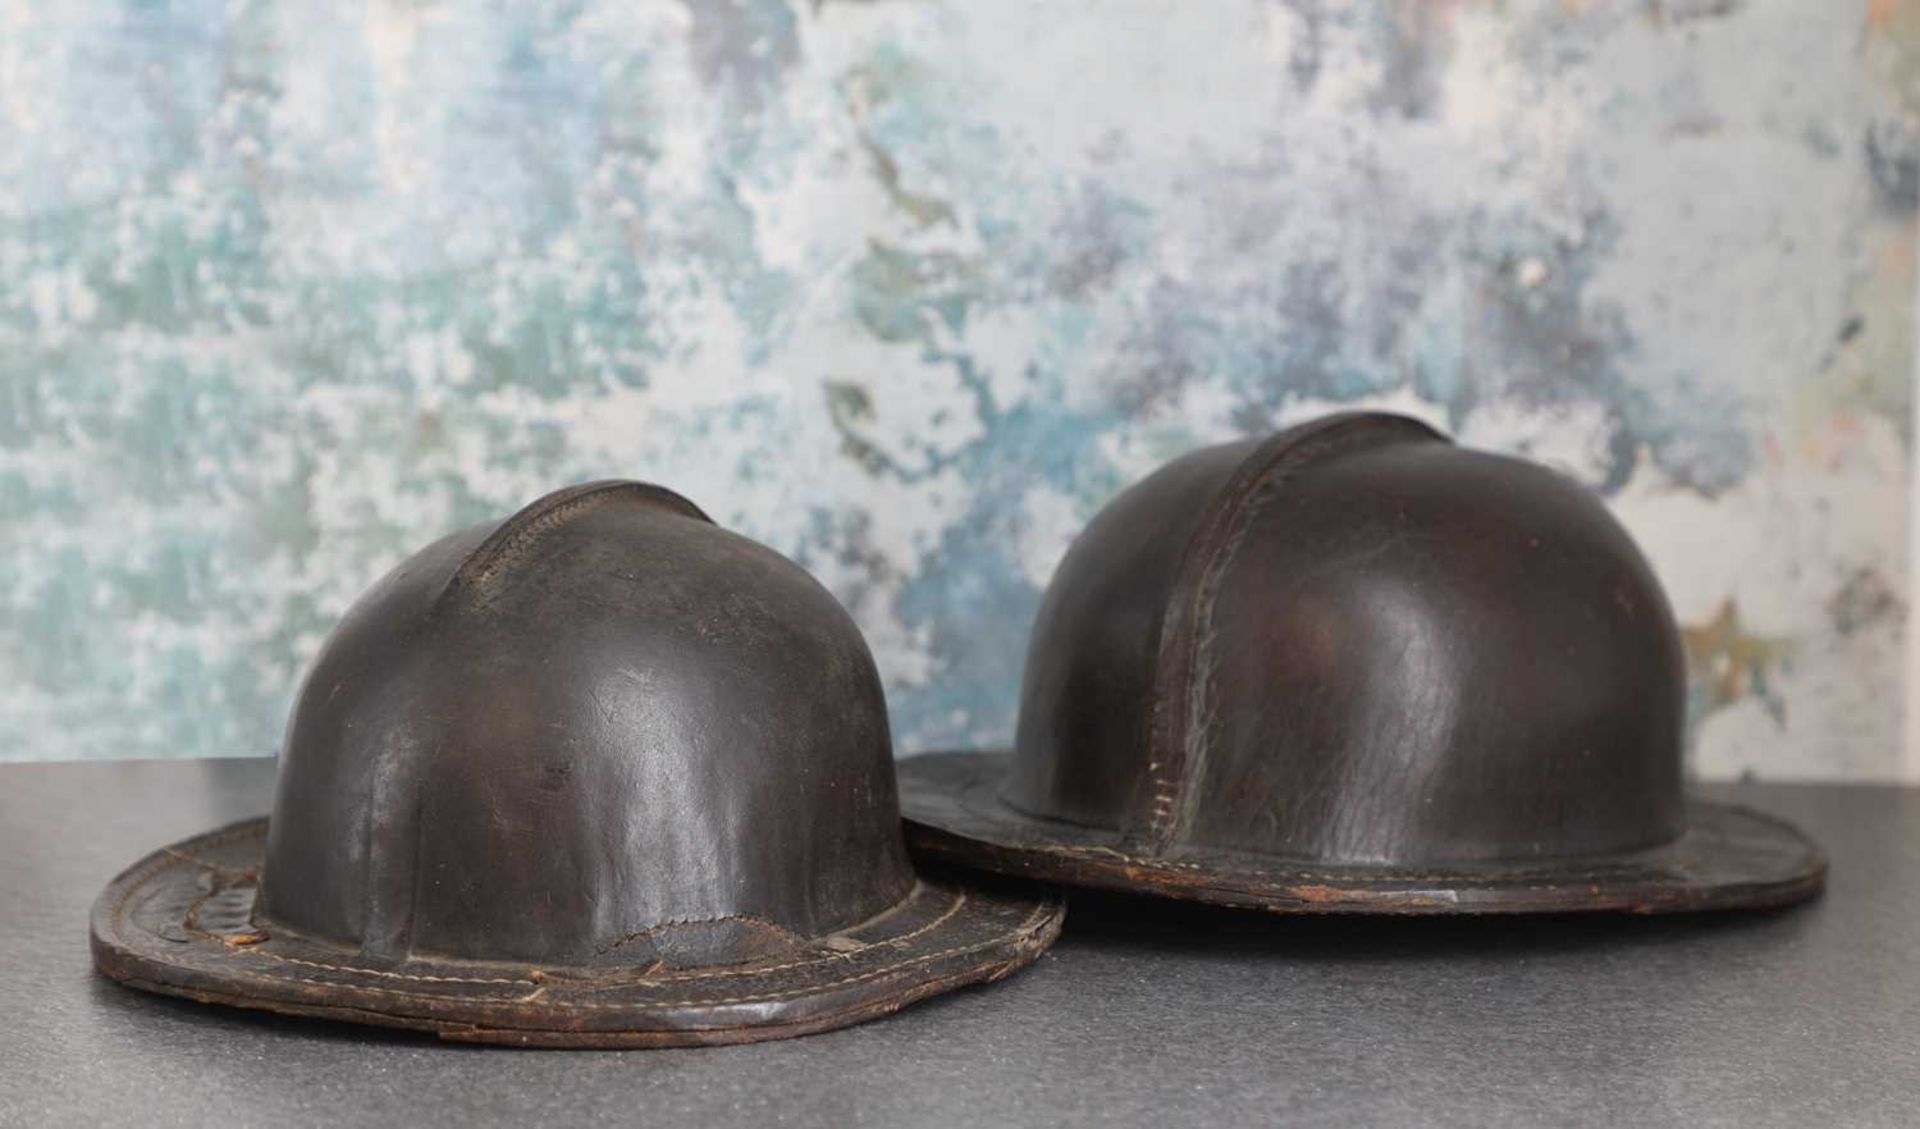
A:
520;889;980;991
943;778;1804;882
154;820;267;865
597;913;805;957
1144;440;1312;842
529;898;1054;1009
1147;416;1436;847
630;888;970;983
449;481;712;600
260;892;970;986
253;954;534;986
227;892;970;988
114;829;1002;991
456;483;665;592
1051;841;1685;883
169;899;1058;1010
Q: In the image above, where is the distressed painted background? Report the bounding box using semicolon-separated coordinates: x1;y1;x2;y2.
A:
1;0;1915;779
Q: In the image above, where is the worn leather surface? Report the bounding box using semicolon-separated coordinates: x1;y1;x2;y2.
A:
92;480;1064;1045
902;412;1825;911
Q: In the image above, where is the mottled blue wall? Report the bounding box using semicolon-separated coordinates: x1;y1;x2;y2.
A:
2;1;1915;777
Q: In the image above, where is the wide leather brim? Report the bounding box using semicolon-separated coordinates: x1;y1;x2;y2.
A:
92;818;1063;1047
898;752;1826;915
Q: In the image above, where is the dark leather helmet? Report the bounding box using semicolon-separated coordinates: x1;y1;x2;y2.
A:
94;481;1061;1046
900;413;1824;913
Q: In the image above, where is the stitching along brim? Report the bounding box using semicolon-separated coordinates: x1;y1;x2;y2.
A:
897;752;1827;916
91;819;1065;1048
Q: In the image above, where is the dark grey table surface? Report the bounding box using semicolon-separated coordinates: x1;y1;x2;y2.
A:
2;759;1917;1128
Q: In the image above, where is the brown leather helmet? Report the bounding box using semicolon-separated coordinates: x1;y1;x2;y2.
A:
899;413;1825;914
93;481;1061;1046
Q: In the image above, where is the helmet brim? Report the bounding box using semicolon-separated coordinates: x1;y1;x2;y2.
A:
92;817;1063;1047
899;751;1825;915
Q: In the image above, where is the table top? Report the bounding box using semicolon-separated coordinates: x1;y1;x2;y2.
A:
2;759;1917;1129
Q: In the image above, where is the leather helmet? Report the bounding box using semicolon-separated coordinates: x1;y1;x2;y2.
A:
94;481;1062;1046
899;413;1825;913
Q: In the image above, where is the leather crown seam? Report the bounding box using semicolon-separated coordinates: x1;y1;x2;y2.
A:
448;480;709;597
1145;415;1441;845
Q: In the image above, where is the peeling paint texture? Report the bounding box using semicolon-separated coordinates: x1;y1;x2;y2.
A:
1;1;1914;779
